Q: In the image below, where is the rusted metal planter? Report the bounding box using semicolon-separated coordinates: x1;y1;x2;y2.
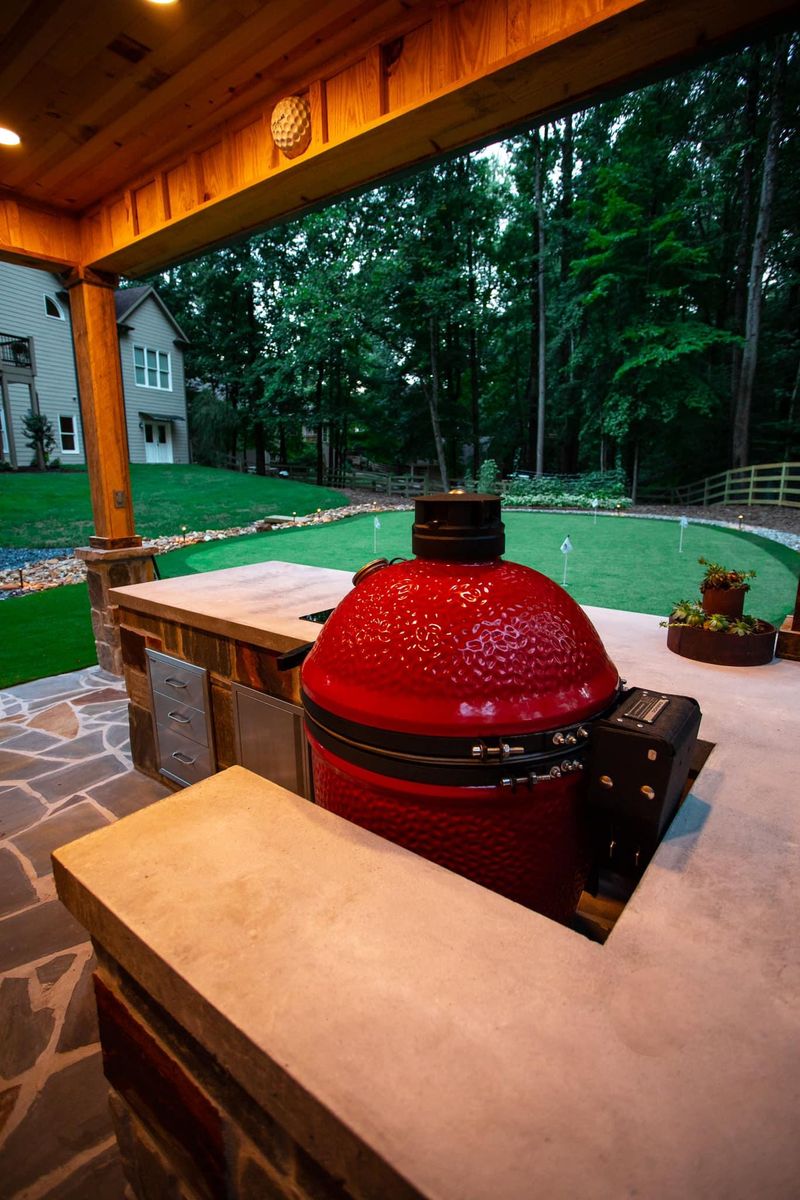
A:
700;587;748;618
667;619;776;666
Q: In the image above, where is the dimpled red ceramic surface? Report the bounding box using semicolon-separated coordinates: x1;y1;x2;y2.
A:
302;557;619;736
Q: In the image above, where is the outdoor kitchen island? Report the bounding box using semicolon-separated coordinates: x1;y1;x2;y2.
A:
52;601;798;1200
109;561;354;792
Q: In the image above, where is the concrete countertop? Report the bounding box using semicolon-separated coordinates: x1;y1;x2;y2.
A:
53;606;800;1199
109;560;354;652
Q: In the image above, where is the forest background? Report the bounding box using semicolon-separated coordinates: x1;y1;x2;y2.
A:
135;36;799;499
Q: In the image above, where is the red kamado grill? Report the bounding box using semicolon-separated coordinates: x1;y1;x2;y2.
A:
300;492;624;924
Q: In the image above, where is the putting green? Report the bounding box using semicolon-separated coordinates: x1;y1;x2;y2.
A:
158;510;798;626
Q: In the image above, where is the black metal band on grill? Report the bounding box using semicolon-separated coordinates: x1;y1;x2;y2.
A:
302;689;622;788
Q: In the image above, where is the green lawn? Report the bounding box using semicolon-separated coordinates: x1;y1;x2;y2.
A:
0;584;96;686
2;510;796;689
0;465;345;548
159;509;798;625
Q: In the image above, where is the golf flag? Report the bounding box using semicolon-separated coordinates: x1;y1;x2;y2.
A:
591;496;599;524
374;516;381;530
678;515;688;554
373;514;381;553
679;516;689;527
560;535;572;585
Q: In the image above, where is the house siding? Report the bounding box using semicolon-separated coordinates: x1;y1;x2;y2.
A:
0;262;84;466
118;295;189;464
0;264;188;467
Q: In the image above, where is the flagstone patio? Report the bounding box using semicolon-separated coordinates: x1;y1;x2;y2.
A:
0;667;169;1200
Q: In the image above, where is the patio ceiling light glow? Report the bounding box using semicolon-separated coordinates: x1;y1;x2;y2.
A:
0;127;21;146
145;1;179;5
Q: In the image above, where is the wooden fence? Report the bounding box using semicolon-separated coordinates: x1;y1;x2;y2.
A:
269;465;434;496
671;462;800;508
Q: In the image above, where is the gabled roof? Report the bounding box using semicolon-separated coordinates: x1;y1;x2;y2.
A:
114;286;189;343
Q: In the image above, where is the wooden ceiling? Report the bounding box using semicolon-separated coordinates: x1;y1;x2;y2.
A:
0;0;432;212
0;0;797;277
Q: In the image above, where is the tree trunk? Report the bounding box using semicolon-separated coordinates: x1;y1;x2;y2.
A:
732;38;788;468
253;421;266;475
534;127;547;476
784;358;799;461
315;362;325;486
558;115;581;473
466;214;481;476
428;316;449;491
631;438;640;504
730;51;760;421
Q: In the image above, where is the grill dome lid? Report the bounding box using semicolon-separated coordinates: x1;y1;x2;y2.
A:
302;494;620;737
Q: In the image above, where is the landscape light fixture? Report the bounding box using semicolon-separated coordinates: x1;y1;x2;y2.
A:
0;128;21;146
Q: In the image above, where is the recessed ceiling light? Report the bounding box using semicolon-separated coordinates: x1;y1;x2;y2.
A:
0;127;21;146
146;1;178;5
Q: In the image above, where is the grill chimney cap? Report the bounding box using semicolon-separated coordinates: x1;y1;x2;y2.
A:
412;492;504;561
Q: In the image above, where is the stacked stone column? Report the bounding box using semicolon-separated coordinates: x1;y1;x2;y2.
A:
76;546;155;676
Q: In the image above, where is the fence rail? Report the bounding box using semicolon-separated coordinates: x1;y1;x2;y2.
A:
672;462;800;508
265;464;435;496
0;332;32;370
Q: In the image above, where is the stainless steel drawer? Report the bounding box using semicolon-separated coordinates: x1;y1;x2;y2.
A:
153;690;210;749
156;726;214;788
147;649;208;711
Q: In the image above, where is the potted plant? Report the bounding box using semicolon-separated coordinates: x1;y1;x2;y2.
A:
663;601;776;666
697;557;756;619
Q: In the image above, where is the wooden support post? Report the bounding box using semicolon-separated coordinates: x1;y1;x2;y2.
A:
64;268;141;549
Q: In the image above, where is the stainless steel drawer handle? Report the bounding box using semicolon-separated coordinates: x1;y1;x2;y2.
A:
171;750;196;765
168;711;191;724
165;676;188;688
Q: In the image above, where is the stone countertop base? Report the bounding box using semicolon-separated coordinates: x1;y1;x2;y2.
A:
53;607;800;1200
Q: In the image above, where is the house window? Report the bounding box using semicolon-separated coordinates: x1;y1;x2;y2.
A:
59;414;79;454
44;295;64;319
133;345;171;390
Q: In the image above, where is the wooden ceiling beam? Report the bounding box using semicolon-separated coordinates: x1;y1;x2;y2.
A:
0;193;82;269
78;0;798;278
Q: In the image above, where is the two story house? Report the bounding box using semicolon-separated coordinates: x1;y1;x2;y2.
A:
0;262;189;468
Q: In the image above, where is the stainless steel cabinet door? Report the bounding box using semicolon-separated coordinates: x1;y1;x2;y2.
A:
232;684;311;799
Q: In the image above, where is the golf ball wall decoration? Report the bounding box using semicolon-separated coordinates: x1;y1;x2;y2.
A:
271;95;312;159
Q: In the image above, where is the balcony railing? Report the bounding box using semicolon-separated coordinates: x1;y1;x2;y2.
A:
0;332;33;370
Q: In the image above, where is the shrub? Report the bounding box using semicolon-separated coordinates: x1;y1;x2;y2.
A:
502;489;632;510
477;458;500;494
22;411;57;470
500;468;631;509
